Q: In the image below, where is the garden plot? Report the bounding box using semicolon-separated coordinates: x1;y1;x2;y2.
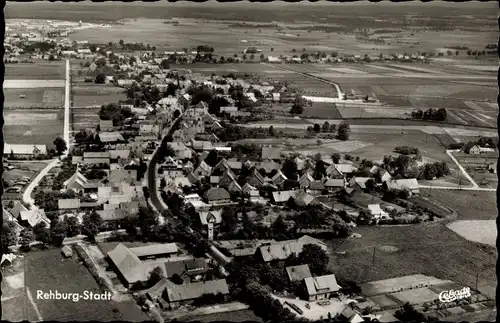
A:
322;140;374;153
391;288;440;305
5;112;58;125
327;67;367;74
453;65;497;72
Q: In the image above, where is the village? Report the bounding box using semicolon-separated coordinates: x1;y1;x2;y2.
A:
2;7;498;323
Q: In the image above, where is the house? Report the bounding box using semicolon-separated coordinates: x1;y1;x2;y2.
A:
107;243;147;288
299;173;314;189
204;188;231;204
256;235;328;262
109;149;131;161
294;192;318;207
96;132;125;144
258;158;280;174
261;146;282;160
308;181;325;195
466;144;495;155
164;258;210;280
286;264;312;282
350;177;371;191
194;161;212;178
19;209;50;228
272;190;298;204
367;204;391;221
4;144;47;158
58;199;81;210
61;245;73;258
337;307;364;323
325;164;343;178
335;164;358;176
303;274;340;301
199;210;223;228
271;170;288;186
63;170;89;193
227;180;242;193
386;178;420;195
129;243;179;260
323;178;345;191
9;201;28;219
168;142;193;160
163;279;230;309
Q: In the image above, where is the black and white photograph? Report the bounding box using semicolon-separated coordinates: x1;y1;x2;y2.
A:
0;1;498;322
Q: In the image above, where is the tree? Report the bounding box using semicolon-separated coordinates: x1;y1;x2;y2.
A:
395;303;427;322
2;222;18;252
64;216;81;237
365;179;376;192
322;121;330;132
192;86;214;105
221;208;237;233
148;266;164;285
119;39;124;47
282;158;298;180
250;53;255;60
313;123;321;133
49;220;67;246
337;121;351;141
160;59;170;70
138;206;159;238
331;153;341;164
259;54;265;61
314;159;327;180
290;95;305;115
95;73;106;84
19;229;36;249
268;126;275;136
435;108;447;121
271;47;274;52
34;223;51;248
53;137;67;155
204;151;218;168
82;212;102;241
298;244;329;275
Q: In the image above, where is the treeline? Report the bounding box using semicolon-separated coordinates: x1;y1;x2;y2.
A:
411;108;447;122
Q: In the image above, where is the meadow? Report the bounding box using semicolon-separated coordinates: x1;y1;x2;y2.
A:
4;88;64;108
25;249;121;321
328;224;496;299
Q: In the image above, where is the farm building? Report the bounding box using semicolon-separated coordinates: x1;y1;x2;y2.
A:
63;170;89;193
4;144;47;158
164;258;210;280
368;204;391;220
386;178;420;196
107;243;147;288
303;274;340;301
19;209;50;228
466;145;495;155
163;279;230;309
256;235;328;262
128;243;179;260
286;264;312;282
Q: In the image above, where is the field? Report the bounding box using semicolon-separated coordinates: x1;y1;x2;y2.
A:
72;84;125;107
328;224;496;299
25;248;122;321
419;189;496;221
4;88;64;108
4;109;63;146
186;310;263;322
446;220;496;247
5;61;66;80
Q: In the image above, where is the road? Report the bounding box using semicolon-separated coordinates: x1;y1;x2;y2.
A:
64;59;71;155
147;115;184;214
22;159;61;208
22;60;71;208
261;62;344;98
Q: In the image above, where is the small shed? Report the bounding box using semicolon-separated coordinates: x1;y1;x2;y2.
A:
61;245;73;258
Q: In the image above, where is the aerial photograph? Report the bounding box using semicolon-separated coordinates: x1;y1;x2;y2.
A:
1;1;497;322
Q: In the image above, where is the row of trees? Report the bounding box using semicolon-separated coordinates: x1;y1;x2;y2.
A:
307;121;351;141
412;108;447;122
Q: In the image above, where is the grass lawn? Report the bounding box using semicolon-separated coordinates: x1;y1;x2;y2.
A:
329;224;496;297
302;102;343;119
4;109;63;146
419;189;496;220
25;248;121;321
3;161;49;186
2;292;40;322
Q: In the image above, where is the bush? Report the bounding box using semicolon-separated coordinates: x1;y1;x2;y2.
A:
394;146;419;155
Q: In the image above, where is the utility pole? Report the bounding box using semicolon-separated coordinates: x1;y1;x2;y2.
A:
372;246;376;264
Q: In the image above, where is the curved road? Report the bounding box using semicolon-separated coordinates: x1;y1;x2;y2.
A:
23;59;71;209
147;115;184;213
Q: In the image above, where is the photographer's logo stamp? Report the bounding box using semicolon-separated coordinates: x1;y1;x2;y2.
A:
438;287;471;303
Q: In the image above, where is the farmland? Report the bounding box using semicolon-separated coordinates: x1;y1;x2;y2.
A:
419;189;496;221
5;60;66;80
4;109;63;146
328;224;496;299
4;88;64;108
25;249;122;321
